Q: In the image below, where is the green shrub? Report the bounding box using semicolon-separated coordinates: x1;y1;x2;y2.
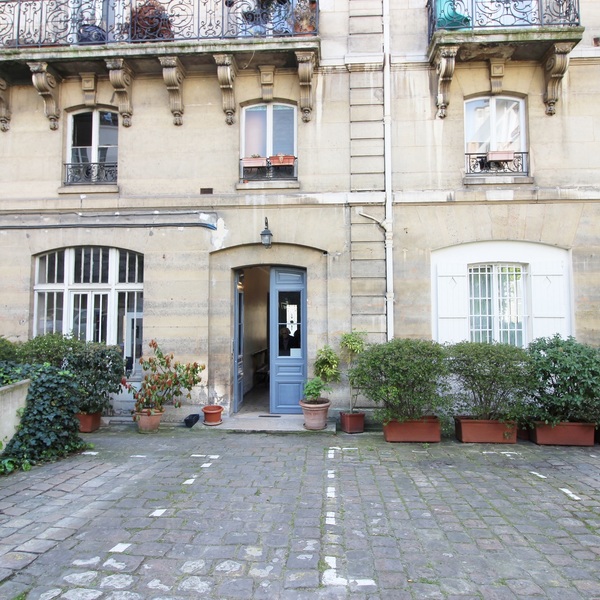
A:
0;362;86;474
349;338;449;423
0;336;19;361
527;335;600;425
17;333;85;367
313;345;341;383
302;376;331;403
447;341;534;421
64;343;125;414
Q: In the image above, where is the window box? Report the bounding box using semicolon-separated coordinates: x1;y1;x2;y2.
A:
242;157;268;168
486;150;514;162
269;154;296;166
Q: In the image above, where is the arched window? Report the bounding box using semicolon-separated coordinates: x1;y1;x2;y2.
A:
34;247;143;375
464;96;528;175
241;102;297;180
65;109;119;185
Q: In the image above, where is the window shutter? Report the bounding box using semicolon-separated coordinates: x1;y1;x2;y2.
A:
530;261;569;339
436;263;469;343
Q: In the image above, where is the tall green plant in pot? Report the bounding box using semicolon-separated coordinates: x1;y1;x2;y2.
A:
339;330;367;433
349;338;449;442
526;335;600;445
300;345;340;430
447;341;534;444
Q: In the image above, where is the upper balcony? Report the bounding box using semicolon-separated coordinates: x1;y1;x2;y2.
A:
426;0;584;117
0;0;319;81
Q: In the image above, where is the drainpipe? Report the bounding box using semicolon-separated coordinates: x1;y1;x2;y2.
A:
382;0;394;341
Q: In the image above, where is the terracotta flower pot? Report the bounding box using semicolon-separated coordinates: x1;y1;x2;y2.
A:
383;416;441;443
76;412;101;433
531;422;595;446
340;411;365;434
454;416;517;444
202;405;223;426
135;411;163;433
299;399;331;430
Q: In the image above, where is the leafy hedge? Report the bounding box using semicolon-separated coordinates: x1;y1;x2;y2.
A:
0;362;87;475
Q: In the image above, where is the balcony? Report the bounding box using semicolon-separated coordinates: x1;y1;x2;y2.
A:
426;0;584;117
240;155;297;182
465;151;529;176
64;162;118;185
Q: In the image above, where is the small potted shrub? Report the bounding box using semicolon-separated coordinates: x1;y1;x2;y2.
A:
526;335;600;446
299;345;339;430
124;339;205;433
349;338;449;442
339;330;367;433
447;341;534;444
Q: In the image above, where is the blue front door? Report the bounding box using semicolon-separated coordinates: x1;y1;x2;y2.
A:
269;268;306;413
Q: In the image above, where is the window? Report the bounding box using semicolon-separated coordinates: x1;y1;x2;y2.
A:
241;103;297;180
469;264;525;346
65;109;118;185
34;247;143;375
464;96;528;175
432;242;571;347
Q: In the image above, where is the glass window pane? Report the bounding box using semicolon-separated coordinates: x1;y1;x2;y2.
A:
98;111;118;146
272;105;294;155
244;105;267;157
72;293;88;339
495;98;521;151
72;113;93;147
465;98;490;154
278;291;301;356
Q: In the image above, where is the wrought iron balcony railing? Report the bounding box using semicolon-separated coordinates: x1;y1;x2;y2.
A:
240;155;297;181
428;0;580;40
465;152;529;176
64;162;118;185
0;0;318;48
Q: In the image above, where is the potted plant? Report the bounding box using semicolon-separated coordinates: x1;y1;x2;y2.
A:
124;339;205;433
447;341;534;444
339;330;367;433
349;338;449;442
64;342;125;433
526;335;600;446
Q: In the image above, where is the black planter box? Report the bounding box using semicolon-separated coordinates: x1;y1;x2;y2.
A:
184;414;200;428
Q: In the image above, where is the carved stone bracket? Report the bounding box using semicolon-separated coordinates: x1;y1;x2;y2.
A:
0;78;10;132
543;42;575;116
80;72;97;107
27;62;61;130
434;46;458;119
159;56;186;126
259;65;275;102
489;59;504;95
295;51;315;123
105;58;134;127
214;54;237;125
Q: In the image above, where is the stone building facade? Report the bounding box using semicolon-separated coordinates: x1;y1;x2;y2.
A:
0;0;599;418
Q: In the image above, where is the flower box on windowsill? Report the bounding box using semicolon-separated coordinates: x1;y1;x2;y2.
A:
486;150;514;162
242;157;268;168
269;154;295;166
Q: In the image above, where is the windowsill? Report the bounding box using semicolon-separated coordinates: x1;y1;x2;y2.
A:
236;180;300;190
463;175;535;186
58;184;119;194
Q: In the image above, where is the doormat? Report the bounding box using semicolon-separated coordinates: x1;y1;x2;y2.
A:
259;415;281;418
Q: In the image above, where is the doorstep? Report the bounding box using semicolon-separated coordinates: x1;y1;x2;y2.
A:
198;413;337;433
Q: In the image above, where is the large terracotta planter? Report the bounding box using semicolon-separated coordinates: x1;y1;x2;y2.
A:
76;412;101;433
531;422;595;446
454;417;517;444
340;411;365;434
383;416;441;443
135;411;163;433
299;399;331;430
202;405;223;426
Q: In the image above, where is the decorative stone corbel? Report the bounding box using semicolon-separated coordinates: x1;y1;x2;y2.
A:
105;58;134;127
434;46;458;119
27;62;61;130
159;56;186;126
80;72;97;107
295;51;315;123
0;78;11;132
214;54;237;125
259;65;275;102
489;59;504;95
543;42;575;116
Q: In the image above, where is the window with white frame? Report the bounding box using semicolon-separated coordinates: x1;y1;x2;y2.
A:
65;109;118;185
241;103;297;180
432;242;571;347
34;247;143;375
464;96;528;175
